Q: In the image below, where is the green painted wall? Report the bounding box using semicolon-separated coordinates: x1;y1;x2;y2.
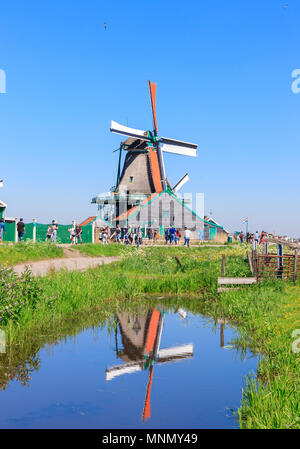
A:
2;222;93;244
209;227;217;240
3;222;15;242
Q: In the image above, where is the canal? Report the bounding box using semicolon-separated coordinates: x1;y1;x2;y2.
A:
0;305;259;428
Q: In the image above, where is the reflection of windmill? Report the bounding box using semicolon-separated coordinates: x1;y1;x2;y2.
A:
106;308;193;422
93;81;198;220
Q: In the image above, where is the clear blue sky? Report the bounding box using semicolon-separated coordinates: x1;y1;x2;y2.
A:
0;0;300;236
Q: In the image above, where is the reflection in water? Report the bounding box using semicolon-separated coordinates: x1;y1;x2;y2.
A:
0;305;257;429
106;307;194;422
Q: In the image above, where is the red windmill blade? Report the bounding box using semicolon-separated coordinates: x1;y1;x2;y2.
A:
148;81;158;135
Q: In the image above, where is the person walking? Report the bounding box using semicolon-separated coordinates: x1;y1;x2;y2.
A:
75;224;83;245
169;226;176;245
165;227;169;245
175;228;181;245
17;218;26;242
240;231;244;244
116;224;121;243
50;220;58;243
102;228;107;244
0;218;5;243
253;231;259;250
199;229;204;244
135;226;142;248
148;227;153;244
68;223;76;244
45;225;52;241
184;227;191;247
260;230;266;245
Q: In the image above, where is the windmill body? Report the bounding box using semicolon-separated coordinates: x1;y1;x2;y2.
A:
92;81;201;230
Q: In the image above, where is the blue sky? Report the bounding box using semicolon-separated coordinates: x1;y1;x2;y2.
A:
0;0;300;236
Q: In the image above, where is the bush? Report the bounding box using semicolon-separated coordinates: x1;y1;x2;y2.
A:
0;264;42;325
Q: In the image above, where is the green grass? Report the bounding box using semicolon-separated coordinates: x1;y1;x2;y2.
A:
0;242;64;265
0;244;299;428
71;242;130;257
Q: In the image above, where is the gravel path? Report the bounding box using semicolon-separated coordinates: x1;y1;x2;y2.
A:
13;246;120;277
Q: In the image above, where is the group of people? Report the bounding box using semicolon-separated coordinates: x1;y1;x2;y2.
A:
0;217;27;243
164;227;181;245
108;225;144;247
98;225;193;247
165;227;192;247
239;230;267;246
99;226;111;245
68;223;83;245
45;220;59;243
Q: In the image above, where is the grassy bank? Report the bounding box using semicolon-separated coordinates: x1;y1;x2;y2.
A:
0;242;63;265
0;244;299;428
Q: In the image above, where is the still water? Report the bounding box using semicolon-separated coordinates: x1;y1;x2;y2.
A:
0;306;258;429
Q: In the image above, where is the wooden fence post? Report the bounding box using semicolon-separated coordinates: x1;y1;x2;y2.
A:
253;250;258;278
222;254;226;277
247;250;253;274
277;244;283;279
294;250;298;284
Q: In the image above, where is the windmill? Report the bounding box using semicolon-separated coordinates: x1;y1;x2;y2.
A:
105;307;193;422
110;81;197;198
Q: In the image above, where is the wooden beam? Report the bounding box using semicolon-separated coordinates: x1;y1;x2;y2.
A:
247;250;253;274
264;237;300;250
218;277;257;285
217;287;235;293
221;254;226;277
294;250;298;284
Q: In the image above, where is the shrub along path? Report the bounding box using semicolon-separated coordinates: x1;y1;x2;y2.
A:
13;245;120;276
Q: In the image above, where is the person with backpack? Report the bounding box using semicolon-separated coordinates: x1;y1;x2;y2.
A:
169;226;176;245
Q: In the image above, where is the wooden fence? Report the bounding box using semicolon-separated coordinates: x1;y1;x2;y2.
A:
253;248;300;282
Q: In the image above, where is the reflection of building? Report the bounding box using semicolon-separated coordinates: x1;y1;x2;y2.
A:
106;308;194;422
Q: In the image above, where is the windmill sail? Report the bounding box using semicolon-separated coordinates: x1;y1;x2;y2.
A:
105;361;142;381
160;137;197;157
110;120;150;142
148;81;158;134
173;173;189;193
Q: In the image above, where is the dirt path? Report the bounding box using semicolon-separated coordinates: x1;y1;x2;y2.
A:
13;246;120;277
